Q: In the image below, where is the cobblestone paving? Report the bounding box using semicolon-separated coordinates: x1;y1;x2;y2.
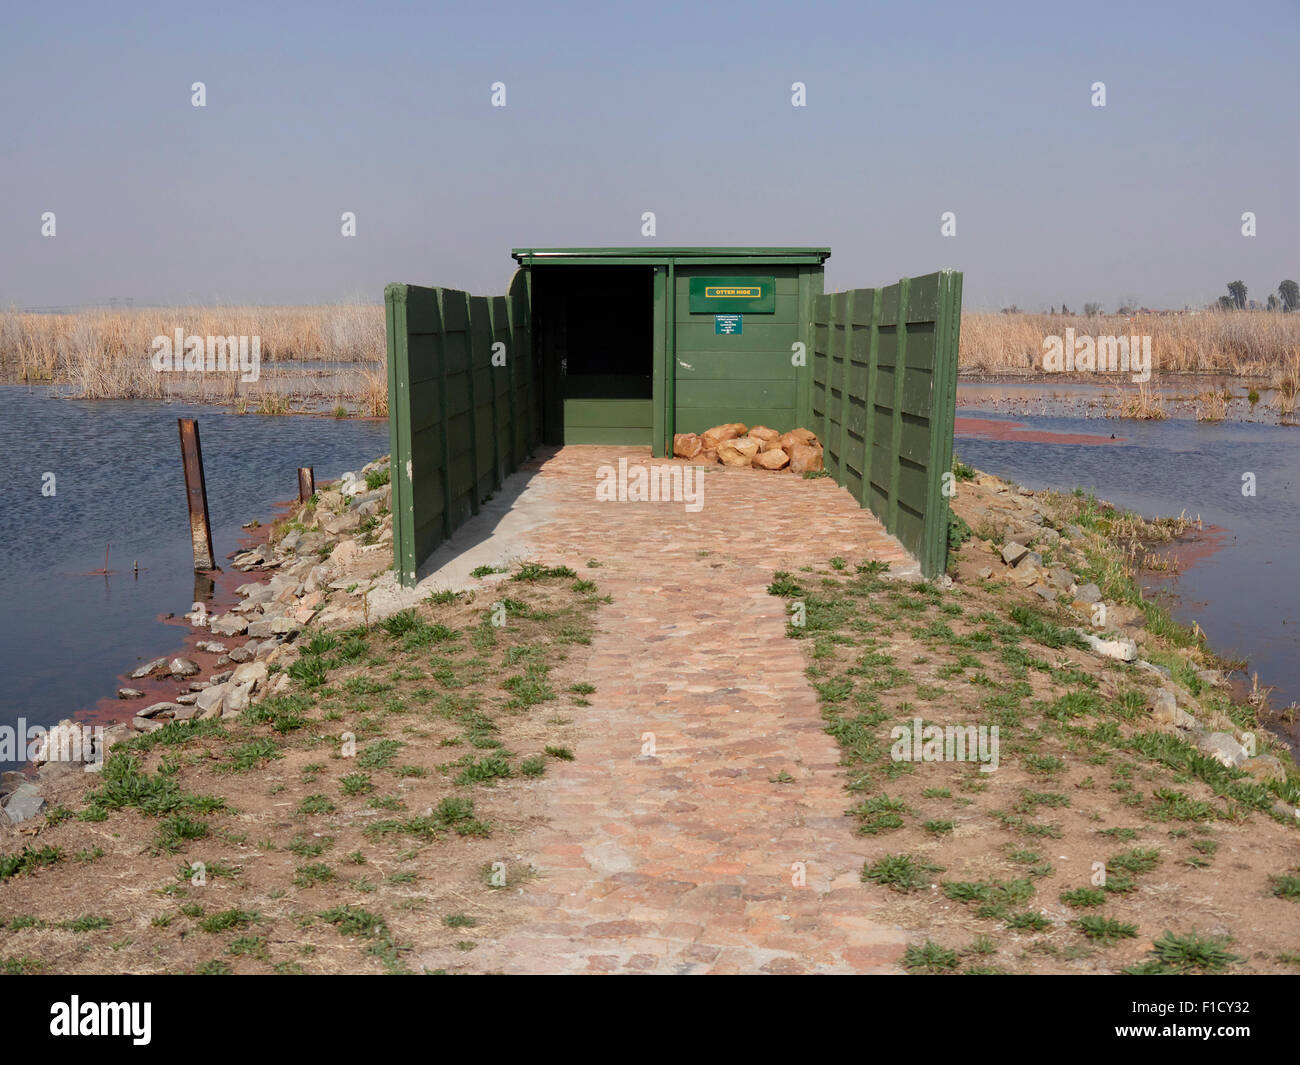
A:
449;447;918;973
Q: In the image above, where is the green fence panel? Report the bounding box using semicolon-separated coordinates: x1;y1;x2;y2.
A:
385;278;537;586
811;270;962;578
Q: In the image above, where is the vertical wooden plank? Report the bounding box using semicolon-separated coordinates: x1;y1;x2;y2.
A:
434;289;454;542
463;292;481;515
861;287;882;510
504;282;519;471
921;269;963;577
666;260;676;453
796;266;810;430
652;265;666;456
384;283;417;586
887;277;911;534
837;289;853;488
486;297;503;491
823;291;837;472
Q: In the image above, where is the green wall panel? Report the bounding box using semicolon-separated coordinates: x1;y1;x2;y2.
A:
385;273;539;586
812;270;963;578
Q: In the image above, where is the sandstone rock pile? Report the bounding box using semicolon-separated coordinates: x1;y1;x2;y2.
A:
673;424;825;474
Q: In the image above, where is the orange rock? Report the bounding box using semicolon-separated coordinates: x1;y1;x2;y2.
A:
700;423;748;450
673;432;703;459
789;442;824;473
747;425;780;445
779;428;818;453
754;448;790;470
695;448;719;465
717;436;760;467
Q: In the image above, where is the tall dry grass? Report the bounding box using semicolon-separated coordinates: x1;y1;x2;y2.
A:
960;310;1300;376
1;304;386;405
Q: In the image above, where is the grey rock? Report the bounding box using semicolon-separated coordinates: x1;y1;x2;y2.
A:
132;716;166;733
1150;689;1196;729
117;687;145;699
195;684;227;719
195;640;226;654
228;645;253;663
1047;567;1075;591
138;701;184;719
1062;524;1084;540
230;660;269;689
2;783;47;824
189;680;211;691
210;670;233;685
1078;631;1138;662
130;657;169;680
1073;582;1102;604
1001;542;1029;566
222;681;254;717
1242;755;1287;783
210;613;248;637
976;566;993;580
270;616;301;636
246;619;276;638
168;657;200;677
1198;732;1247;768
170;706;199;722
348;487;387;511
280;529;302;552
323;512;362;536
1032;583;1056;601
239;585;275;609
1;770;28;797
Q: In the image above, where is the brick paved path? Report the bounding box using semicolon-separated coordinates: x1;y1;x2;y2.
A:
455;447;917;973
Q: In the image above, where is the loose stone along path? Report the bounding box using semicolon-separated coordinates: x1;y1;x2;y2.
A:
442;447;919;974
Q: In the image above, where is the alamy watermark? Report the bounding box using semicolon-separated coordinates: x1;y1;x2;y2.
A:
151;329;260;382
1042;328;1151;383
595;458;704;512
890;717;1000;773
0;720;105;766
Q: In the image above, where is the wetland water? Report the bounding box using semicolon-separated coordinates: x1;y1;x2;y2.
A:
954;385;1299;720
0;386;388;771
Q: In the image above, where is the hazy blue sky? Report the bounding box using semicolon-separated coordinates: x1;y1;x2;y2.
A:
2;0;1295;311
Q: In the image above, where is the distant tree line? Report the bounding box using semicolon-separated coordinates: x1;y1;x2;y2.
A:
1217;280;1299;312
1017;281;1300;316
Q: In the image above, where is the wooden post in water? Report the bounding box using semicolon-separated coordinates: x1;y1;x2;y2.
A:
177;418;215;571
298;466;315;503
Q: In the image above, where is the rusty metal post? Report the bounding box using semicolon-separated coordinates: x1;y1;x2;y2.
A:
178;418;215;570
298;466;315;502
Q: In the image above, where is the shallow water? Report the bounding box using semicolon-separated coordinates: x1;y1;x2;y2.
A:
953;395;1300;715
0;386;388;771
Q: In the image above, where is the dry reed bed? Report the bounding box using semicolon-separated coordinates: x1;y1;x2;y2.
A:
7;306;1300;420
0;305;388;415
960;311;1300;376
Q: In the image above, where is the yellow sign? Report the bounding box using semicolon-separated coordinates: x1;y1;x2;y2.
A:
688;276;775;312
704;286;761;299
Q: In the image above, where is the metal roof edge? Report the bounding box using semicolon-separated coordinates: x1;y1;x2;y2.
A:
511;246;831;264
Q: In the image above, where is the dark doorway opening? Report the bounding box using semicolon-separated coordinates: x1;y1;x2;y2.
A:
533;266;654;445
